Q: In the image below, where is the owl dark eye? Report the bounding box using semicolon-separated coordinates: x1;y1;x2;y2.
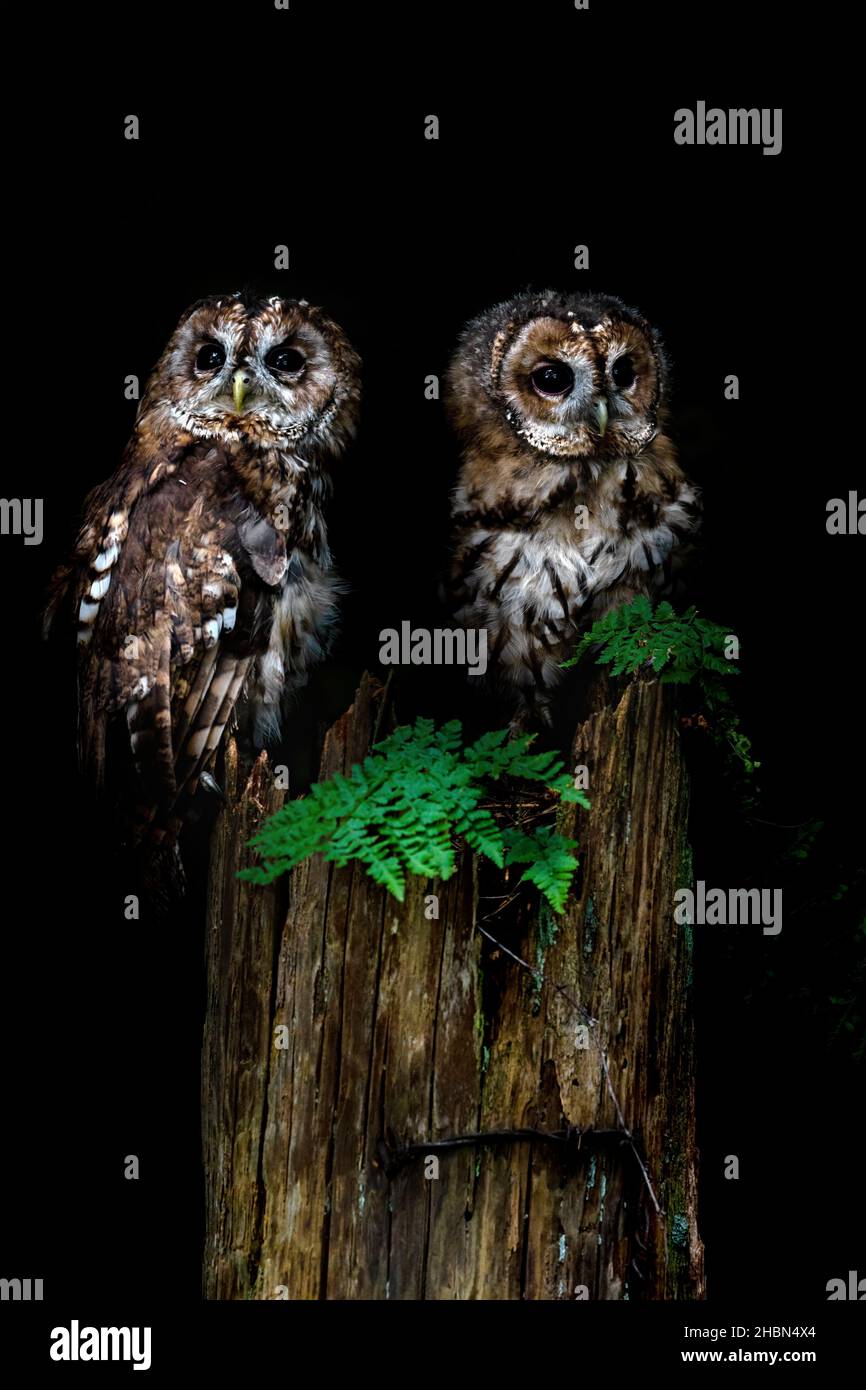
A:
610;355;636;390
530;360;574;398
196;342;226;372
266;344;306;374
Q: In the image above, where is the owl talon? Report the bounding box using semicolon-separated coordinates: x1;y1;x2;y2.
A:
537;702;554;730
508;714;529;740
199;770;226;802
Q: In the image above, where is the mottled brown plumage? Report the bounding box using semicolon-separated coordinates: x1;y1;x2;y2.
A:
45;293;360;857
446;290;700;727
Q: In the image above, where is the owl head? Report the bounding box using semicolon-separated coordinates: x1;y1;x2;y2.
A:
140;293;361;455
446;290;668;464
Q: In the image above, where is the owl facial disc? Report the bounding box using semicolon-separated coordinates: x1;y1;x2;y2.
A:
468;292;665;462
145;293;360;454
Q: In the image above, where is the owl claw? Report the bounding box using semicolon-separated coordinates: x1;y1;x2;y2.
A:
508;714;527;740
199;770;225;803
509;697;553;739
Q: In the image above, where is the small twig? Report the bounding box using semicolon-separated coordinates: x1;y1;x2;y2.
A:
476;924;596;1027
477;890;523;923
481;799;549;811
513;806;558;829
377;1126;628;1179
370;670;395;747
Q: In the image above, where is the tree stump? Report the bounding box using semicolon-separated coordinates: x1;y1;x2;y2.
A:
202;672;704;1299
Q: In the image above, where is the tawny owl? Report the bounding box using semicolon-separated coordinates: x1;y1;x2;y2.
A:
45;292;360;864
446;289;700;727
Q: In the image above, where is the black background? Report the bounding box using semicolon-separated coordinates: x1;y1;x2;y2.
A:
2;0;863;1328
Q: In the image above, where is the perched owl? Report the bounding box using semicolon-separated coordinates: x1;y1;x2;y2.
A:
45;292;360;865
446;289;700;727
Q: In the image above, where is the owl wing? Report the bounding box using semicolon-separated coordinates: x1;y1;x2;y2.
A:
612;453;702;583
47;436;286;845
581;455;702;628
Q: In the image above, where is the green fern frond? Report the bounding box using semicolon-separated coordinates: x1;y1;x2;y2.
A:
240;717;587;913
562;596;757;786
502;825;580;915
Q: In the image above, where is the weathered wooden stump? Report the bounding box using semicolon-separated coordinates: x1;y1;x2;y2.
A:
202;672;704;1299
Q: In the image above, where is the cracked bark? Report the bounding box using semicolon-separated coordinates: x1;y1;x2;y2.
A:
202;671;705;1300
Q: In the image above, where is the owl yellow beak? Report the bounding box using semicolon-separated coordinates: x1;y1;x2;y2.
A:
594;399;609;437
232;370;251;413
